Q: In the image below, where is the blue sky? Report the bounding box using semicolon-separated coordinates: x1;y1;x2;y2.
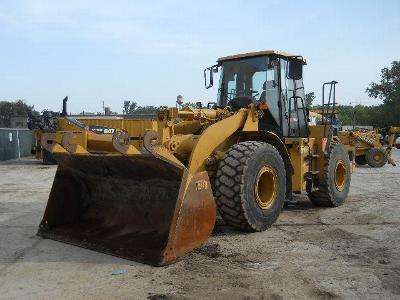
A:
0;0;399;113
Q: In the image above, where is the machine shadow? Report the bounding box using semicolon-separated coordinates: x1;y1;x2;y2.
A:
212;196;317;236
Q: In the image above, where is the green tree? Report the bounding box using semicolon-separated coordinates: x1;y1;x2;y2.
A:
123;101;138;115
366;61;400;104
335;104;385;127
335;105;354;126
335;61;400;128
181;101;200;109
134;105;158;115
0;100;38;127
305;92;315;108
366;61;400;125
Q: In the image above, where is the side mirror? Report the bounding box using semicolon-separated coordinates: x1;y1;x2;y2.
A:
204;64;218;89
288;61;303;80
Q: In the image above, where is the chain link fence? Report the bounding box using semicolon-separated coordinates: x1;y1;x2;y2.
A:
0;128;34;161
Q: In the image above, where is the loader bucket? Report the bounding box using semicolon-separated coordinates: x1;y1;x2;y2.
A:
37;154;216;266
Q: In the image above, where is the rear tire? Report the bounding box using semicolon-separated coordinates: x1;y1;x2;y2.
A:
308;142;351;207
214;141;286;232
365;148;387;168
355;155;366;166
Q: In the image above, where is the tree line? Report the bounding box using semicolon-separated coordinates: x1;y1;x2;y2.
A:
122;100;199;116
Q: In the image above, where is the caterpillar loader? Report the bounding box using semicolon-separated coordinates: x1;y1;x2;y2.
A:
34;116;157;163
38;50;352;266
338;125;400;168
29;98;157;164
338;129;396;167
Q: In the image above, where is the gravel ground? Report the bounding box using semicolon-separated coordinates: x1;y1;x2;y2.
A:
0;150;399;299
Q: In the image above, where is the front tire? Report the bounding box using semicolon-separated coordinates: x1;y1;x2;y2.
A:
308;142;351;207
214;141;286;232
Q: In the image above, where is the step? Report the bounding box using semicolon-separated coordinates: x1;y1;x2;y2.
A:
306;154;319;160
305;170;320;177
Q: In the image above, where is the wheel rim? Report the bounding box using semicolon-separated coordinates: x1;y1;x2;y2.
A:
334;160;346;191
373;152;384;163
255;166;277;210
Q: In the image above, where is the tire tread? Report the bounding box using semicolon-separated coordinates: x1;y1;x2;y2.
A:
215;141;284;231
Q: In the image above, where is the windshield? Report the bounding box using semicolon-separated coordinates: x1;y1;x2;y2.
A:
218;56;270;107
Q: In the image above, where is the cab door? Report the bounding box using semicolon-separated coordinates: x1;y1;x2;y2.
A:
279;59;308;138
258;58;281;135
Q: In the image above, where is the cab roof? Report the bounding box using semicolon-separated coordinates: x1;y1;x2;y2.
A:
217;50;307;64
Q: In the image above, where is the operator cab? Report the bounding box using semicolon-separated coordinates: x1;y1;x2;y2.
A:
204;50;308;138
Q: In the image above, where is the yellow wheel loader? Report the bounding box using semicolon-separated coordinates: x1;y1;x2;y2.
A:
38;50;352;266
32;118;117;164
34;116;157;163
338;128;396;167
29;99;157;164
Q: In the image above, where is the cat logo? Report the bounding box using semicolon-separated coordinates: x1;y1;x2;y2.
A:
195;180;208;191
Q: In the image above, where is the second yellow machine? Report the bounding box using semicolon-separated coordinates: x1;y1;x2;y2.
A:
38;50;352;266
338;129;396;167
